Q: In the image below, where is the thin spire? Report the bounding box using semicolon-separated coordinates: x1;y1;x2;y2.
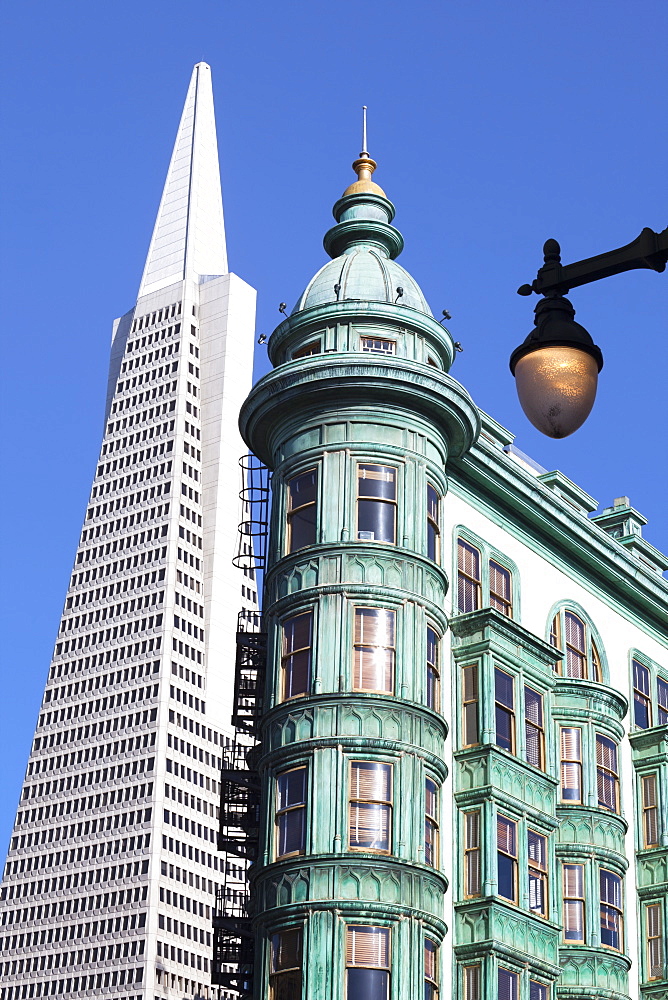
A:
361;105;368;157
138;62;228;299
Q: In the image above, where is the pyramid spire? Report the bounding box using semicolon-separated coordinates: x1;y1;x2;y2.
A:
138;62;228;298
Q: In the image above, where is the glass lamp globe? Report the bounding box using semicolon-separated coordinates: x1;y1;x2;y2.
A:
510;295;603;439
514;345;599;438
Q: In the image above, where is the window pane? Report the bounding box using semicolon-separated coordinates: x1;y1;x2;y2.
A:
462;665;479;746
347;969;389;1000
427;485;440;562
658;677;668;725
497;816;516;901
425;779;438;867
358;465;396;500
600;869;623;950
287;470;317;552
563;864;585;942
282;612;312;699
464;966;480;1000
289;507;317;552
647;903;664;980
565;612;587;678
528;831;547;918
642;774;659;847
272;928;302;970
350;763;392;852
489;560;512;616
427;627;439;710
457;540;480;613
596;735;619;812
276;768;306;858
361;337;395;355
358;499;396;543
560;727;582;802
633;660;651;729
465;810;481;896
498;968;518;1000
525;687;544;769
495;669;514;708
346;925;390;967
354;609;395;692
495;669;514;752
293;340;321;358
347;923;391;996
529;982;548;1000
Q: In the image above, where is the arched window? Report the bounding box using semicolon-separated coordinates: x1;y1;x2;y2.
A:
549;608;603;681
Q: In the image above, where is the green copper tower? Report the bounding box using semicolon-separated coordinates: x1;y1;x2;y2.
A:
240;144;479;997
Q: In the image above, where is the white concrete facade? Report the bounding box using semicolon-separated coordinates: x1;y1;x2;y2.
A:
0;64;256;1000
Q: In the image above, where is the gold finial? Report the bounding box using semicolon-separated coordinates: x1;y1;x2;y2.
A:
342;105;387;198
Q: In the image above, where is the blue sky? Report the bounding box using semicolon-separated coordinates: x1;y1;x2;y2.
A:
1;0;666;855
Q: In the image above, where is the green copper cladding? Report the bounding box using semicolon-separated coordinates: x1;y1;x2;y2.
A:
240;151;479;998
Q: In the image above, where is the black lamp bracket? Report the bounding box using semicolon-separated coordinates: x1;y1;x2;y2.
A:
518;226;668;298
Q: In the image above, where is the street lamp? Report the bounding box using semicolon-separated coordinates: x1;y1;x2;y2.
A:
510;226;668;438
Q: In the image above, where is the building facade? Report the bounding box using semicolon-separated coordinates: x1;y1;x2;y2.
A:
237;148;668;1000
0;63;257;1000
2;63;668;1000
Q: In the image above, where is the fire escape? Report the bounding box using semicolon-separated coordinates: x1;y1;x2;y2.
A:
212;455;268;999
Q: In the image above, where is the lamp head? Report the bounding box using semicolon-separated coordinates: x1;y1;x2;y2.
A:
510;294;603;439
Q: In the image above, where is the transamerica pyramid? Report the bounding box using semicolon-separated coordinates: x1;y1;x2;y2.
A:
0;62;257;999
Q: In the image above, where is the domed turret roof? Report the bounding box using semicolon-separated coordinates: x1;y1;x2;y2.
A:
293;248;432;315
291;145;433;318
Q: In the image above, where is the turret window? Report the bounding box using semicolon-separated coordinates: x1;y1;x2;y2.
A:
270;927;302;997
357;464;396;543
292;339;321;359
353;608;395;692
424;939;439;999
361;336;395;355
281;611;312;700
427;485;441;561
349;761;392;853
600;869;623;950
426;626;440;711
287;469;317;552
562;863;586;942
275;766;307;858
559;727;583;803
425;778;439;867
346;925;391;1000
